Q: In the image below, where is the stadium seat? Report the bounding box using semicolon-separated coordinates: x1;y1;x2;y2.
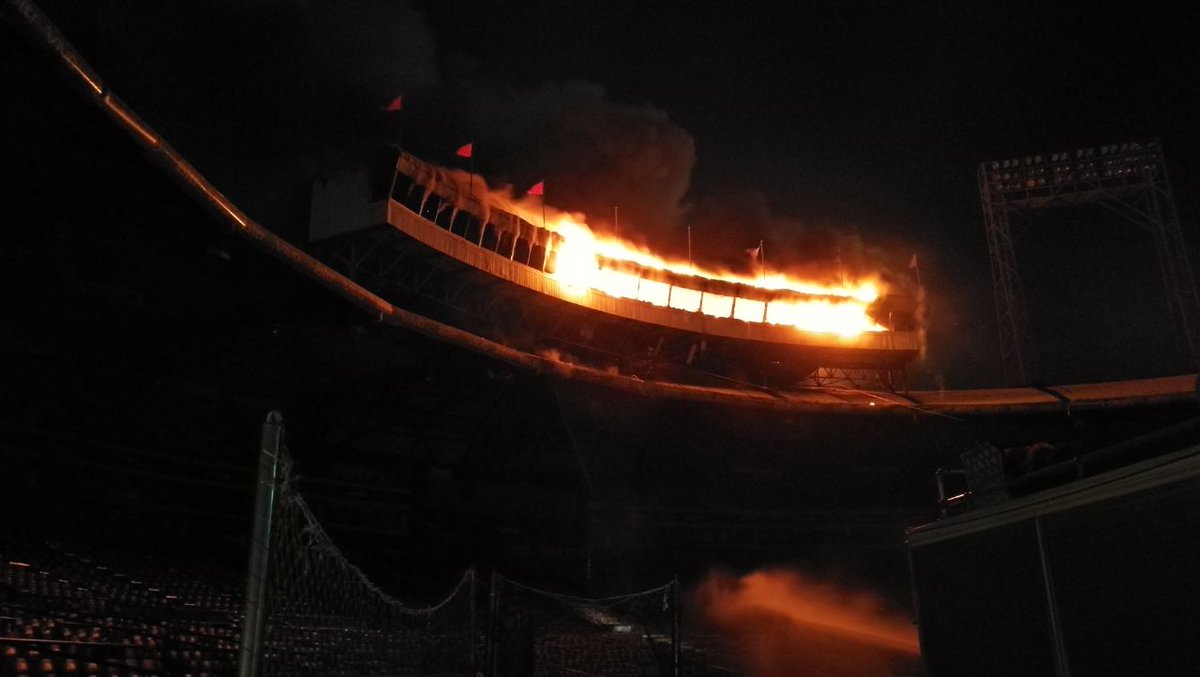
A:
7;656;31;676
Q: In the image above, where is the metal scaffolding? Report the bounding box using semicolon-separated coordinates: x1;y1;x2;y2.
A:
979;140;1200;385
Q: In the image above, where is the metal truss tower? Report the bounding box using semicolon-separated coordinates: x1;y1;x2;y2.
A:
979;140;1200;385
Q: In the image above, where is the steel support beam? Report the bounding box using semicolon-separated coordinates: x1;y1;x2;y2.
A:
979;141;1200;385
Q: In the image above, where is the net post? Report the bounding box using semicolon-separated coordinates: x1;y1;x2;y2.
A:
671;575;681;677
468;567;477;675
487;571;499;677
238;410;284;677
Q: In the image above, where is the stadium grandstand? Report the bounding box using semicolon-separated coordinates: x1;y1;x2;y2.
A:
4;1;1199;675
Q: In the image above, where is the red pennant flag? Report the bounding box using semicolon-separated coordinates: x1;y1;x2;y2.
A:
456;142;474;158
526;181;544;196
385;95;403;112
909;253;918;269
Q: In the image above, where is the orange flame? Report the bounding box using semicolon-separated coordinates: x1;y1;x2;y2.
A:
492;193;887;338
695;568;921;677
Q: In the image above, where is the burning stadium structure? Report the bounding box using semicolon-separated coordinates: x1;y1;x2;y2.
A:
309;151;922;391
6;1;1200;674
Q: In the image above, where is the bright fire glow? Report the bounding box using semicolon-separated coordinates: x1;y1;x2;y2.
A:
412;159;897;337
504;206;886;337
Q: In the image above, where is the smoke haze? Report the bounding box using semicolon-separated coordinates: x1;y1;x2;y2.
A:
694;568;922;677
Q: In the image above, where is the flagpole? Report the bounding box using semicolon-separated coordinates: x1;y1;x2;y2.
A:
759;239;765;281
456;142;475;198
384;94;404;150
687;226;693;269
526;181;545;228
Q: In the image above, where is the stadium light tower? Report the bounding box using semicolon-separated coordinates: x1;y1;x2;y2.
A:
979;140;1200;385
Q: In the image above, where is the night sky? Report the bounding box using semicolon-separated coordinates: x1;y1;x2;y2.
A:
19;0;1200;389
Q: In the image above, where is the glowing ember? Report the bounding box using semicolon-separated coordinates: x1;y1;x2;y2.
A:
504;203;886;337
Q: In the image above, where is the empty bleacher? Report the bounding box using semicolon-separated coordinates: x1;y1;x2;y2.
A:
1;537;240;677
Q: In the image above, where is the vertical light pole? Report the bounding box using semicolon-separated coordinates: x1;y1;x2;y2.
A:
238;411;284;677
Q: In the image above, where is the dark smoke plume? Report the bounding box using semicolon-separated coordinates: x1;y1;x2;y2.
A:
37;0;910;284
